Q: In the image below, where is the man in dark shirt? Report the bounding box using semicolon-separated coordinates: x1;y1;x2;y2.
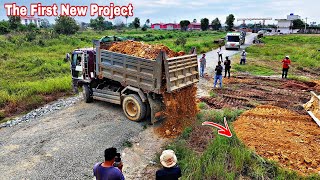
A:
156;150;181;180
214;61;223;88
224;56;231;78
93;147;125;180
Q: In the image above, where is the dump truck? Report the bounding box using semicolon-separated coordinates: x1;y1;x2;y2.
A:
71;40;199;123
303;91;320;127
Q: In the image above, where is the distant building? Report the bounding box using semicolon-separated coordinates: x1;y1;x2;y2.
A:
275;14;301;34
21;16;41;27
151;22;209;30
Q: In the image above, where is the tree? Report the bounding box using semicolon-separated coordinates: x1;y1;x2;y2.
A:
90;16;106;31
141;24;148;31
292;19;305;29
0;21;10;34
104;21;113;30
54;16;79;35
211;18;221;30
40;18;50;28
200;18;209;31
225;14;235;31
133;17;140;29
145;19;150;26
193;19;197;23
180;20;190;31
8;16;21;30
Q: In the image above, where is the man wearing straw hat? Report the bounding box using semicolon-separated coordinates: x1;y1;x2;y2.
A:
156;150;181;180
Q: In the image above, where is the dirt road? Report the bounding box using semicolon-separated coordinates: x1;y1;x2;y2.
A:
0;100;151;179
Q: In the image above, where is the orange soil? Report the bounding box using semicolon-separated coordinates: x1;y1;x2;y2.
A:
155;85;198;138
107;40;178;60
234;105;320;175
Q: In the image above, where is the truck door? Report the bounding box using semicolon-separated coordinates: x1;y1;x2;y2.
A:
71;52;84;80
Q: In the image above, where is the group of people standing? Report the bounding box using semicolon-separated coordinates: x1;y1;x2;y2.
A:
199;46;247;88
199;46;292;88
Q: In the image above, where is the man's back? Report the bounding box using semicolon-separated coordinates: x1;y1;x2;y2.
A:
215;65;223;75
93;163;124;180
156;166;181;180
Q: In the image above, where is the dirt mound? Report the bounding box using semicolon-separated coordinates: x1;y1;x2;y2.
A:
107;41;178;60
156;85;198;138
234;105;320;175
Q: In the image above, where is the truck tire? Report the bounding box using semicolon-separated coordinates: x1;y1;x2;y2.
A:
122;94;147;121
83;85;93;103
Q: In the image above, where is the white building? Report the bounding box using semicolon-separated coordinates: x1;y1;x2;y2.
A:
21;16;41;27
275;14;301;34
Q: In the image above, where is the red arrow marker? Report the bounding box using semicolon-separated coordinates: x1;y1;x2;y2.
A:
202;117;232;138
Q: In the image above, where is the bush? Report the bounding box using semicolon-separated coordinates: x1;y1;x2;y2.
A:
0;21;10;34
175;37;187;47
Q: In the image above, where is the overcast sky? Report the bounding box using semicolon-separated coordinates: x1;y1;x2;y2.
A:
1;0;319;25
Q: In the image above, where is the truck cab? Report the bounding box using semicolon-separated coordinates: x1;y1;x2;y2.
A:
225;32;242;50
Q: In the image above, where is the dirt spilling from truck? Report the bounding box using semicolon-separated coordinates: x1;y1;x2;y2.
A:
156;85;198;138
233;105;320;175
107;41;178;60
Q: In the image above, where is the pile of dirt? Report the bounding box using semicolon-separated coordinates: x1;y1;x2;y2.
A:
156;85;198;137
234;105;320;175
107;41;178;60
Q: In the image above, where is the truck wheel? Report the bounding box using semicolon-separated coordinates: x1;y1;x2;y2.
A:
83;85;93;103
122;94;146;121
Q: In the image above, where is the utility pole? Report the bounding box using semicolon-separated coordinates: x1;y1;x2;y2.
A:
305;17;308;33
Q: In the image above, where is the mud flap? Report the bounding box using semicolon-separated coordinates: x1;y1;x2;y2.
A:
147;94;165;124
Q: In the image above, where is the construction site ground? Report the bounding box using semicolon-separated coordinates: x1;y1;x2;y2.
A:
199;75;320;176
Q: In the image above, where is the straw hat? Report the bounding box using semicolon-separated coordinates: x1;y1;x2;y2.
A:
160;150;177;168
286;55;290;58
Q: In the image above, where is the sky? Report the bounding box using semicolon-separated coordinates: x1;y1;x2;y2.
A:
0;0;319;25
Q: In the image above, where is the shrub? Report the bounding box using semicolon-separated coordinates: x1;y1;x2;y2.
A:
175;37;187;47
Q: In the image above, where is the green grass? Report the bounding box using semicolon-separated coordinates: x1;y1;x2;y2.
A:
0;29;224;118
234;35;320;77
166;109;320;180
197;102;208;110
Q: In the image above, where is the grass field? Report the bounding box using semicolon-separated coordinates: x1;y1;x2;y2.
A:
0;29;225;119
233;35;320;78
165;109;320;179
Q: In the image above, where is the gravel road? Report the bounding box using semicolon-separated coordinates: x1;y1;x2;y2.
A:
0;99;145;180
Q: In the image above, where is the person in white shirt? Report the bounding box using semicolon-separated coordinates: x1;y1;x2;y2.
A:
217;45;223;62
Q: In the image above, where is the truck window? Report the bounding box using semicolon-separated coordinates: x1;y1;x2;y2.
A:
227;36;240;42
71;53;82;67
